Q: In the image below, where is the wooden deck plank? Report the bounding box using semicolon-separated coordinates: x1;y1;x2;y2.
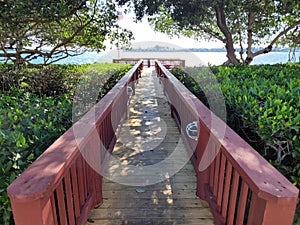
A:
87;219;215;225
89;208;213;220
102;177;197;189
87;67;214;224
99;198;209;209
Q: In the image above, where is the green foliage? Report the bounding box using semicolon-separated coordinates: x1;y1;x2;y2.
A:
171;64;300;186
72;63;133;121
0;91;72;225
172;63;300;223
118;0;300;64
0;64;88;96
218;64;300;185
0;0;132;66
0;63;132;225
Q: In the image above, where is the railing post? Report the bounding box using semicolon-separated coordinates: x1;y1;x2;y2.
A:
247;193;297;225
89;168;103;208
195;121;210;200
10;198;55;225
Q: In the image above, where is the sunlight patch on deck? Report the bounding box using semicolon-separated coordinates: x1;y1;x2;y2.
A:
87;67;214;225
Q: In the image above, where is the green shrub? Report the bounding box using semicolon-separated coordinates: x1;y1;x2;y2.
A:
0;91;73;225
171;64;300;187
0;64;88;97
0;62;132;225
171;63;300;223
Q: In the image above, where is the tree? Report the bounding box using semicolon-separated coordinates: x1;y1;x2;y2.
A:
0;0;132;67
117;0;300;64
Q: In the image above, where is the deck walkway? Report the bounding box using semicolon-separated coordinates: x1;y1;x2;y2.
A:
87;68;214;225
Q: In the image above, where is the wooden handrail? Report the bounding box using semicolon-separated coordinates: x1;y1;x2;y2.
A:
114;58;185;68
155;60;299;225
7;60;143;225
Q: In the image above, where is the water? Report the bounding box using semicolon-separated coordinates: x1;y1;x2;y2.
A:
56;50;300;66
2;49;299;66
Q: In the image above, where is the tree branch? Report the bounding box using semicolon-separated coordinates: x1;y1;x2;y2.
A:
49;0;98;56
236;17;245;63
214;4;239;64
1;1;87;24
245;10;254;65
188;25;226;43
253;20;300;57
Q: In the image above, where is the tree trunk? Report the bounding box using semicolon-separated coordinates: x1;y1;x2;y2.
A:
245;10;254;65
214;4;239;64
247;17;300;65
14;41;25;69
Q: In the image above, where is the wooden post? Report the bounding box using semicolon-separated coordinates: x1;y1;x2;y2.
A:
247;193;298;225
10;198;55;225
195;122;210;200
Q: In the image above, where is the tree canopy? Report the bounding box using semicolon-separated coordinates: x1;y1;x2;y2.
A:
117;0;300;64
0;0;132;66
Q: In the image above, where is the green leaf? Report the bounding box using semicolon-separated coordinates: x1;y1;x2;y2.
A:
9;173;16;183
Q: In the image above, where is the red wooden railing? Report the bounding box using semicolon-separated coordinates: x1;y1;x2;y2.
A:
113;58;185;68
155;60;299;225
7;60;299;225
7;61;143;225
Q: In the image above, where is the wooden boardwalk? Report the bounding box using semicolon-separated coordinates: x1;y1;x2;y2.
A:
87;68;214;225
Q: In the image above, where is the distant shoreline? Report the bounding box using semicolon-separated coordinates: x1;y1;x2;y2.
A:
123;47;299;53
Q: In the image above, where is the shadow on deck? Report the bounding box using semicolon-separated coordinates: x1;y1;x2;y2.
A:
87;68;214;224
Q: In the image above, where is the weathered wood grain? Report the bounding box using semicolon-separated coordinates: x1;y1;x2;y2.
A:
87;68;214;225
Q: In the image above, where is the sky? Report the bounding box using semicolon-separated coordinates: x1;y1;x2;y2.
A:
117;12;225;49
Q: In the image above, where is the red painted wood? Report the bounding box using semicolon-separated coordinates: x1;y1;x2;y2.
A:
195;123;210;200
209;153;215;190
64;170;76;225
75;193;94;225
247;193;265;225
227;170;240;225
235;180;249;225
217;152;226;209
56;182;68;225
156;60;298;199
8;60;299;225
8;60;143;225
221;162;232;220
71;164;80;219
213;150;221;197
155;60;299;225
115;58;185;68
204;184;226;225
247;190;298;225
50;195;58;225
77;156;85;207
83;158;88;200
10;198;54;225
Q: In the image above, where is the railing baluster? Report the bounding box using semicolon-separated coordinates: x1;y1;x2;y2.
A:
227;170;240;225
82;158;88;200
235;180;249;225
56;182;68;225
247;193;263;225
65;170;75;225
51;194;58;225
209;142;215;190
213;148;221;197
217;152;226;209
221;161;232;220
71;164;81;219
